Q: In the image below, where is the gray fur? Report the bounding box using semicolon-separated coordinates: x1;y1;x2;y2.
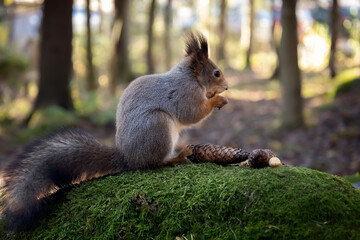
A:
116;56;227;169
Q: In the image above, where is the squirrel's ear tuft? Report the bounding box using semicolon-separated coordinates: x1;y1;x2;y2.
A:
185;32;208;60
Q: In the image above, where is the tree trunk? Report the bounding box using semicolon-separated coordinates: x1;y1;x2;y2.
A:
98;0;104;33
246;0;255;69
86;0;97;90
217;0;227;62
163;0;172;70
270;0;280;80
6;3;16;48
279;0;303;129
36;0;73;110
25;0;74;124
109;0;131;93
147;0;156;74
328;0;339;78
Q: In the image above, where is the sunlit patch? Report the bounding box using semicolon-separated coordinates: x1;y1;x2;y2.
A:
74;61;86;76
98;75;109;87
5;0;14;5
225;89;279;102
28;82;38;99
299;32;329;71
73;88;80;99
2;98;32;120
251;52;278;77
302;81;329;98
343;19;352;29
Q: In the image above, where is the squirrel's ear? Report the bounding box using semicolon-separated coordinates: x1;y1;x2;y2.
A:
198;33;208;60
185;32;208;61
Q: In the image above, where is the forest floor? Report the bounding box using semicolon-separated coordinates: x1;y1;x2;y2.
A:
0;69;359;176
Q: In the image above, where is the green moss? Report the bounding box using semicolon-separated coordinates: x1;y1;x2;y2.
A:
16;106;78;143
345;173;360;183
334;78;360;97
2;165;360;239
0;48;28;77
329;67;360;98
90;109;116;126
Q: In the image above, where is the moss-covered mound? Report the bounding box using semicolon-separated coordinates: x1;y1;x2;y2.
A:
3;165;360;239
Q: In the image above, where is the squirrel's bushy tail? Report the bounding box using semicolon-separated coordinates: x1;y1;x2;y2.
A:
0;129;127;231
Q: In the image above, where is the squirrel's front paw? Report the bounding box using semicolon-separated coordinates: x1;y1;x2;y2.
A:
211;95;228;109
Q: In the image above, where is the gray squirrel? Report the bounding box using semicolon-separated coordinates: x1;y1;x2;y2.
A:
0;32;228;231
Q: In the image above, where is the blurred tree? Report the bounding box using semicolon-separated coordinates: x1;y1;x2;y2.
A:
6;2;15;48
270;0;280;80
328;0;339;78
98;0;104;33
0;48;29;104
163;0;172;70
147;0;156;74
25;0;74;124
279;0;303;129
245;0;255;69
109;0;131;93
0;0;4;19
217;0;227;62
86;0;97;91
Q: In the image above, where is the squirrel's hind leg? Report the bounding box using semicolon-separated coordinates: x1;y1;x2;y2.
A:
162;146;193;167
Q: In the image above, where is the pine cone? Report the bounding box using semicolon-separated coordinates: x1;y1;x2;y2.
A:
186;144;250;165
186;144;277;169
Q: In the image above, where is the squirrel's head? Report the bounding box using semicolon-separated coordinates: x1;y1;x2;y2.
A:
185;32;228;98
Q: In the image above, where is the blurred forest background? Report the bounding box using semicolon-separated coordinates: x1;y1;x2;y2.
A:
0;0;359;176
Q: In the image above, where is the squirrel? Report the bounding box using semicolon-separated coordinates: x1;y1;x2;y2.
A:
0;32;229;232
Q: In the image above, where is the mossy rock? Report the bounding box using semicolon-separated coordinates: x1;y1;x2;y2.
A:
3;165;360;239
334;78;360;97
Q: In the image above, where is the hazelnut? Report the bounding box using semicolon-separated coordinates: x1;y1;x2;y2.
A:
269;157;282;168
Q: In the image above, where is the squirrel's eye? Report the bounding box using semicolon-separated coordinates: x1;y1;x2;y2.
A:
214;70;220;78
